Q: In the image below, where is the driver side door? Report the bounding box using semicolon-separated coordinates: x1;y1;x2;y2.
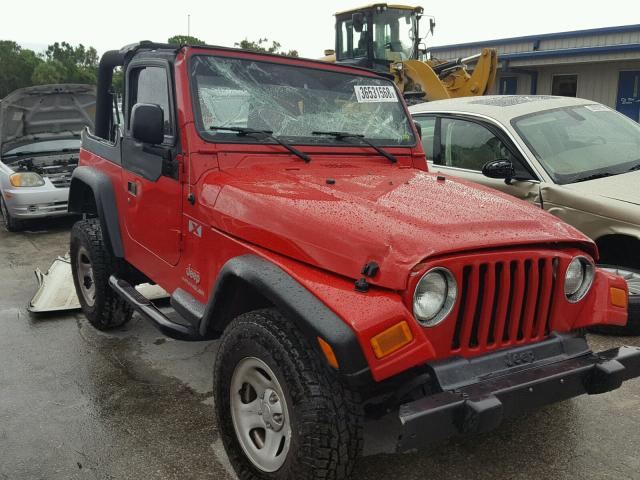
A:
414;114;542;206
121;61;182;266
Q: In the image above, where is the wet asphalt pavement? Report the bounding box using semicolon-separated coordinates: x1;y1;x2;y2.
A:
1;218;640;480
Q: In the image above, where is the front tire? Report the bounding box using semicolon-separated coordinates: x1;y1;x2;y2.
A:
214;308;363;480
0;195;22;232
70;218;132;330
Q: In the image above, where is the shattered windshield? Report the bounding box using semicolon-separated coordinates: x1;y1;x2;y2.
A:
190;55;415;146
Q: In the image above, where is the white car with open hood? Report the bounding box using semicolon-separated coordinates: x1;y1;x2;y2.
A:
0;84;96;231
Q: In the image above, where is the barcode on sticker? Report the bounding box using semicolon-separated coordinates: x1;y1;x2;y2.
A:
354;85;398;103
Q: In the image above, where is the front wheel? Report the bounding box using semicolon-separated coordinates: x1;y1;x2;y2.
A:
0;195;22;232
70;218;133;330
214;308;363;480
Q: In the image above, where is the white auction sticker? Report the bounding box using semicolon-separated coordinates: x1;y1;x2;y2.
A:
354;85;398;103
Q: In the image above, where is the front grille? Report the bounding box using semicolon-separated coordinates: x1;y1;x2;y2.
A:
451;255;560;353
47;173;72;188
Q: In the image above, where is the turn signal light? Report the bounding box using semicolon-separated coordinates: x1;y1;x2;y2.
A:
370;321;413;359
317;337;339;370
610;287;628;309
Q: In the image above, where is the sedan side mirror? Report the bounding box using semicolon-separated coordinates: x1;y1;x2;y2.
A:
131;103;164;145
482;159;515;180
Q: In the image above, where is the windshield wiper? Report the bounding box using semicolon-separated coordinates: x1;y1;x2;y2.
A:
573;172;616;183
628;162;640;172
209;126;310;163
311;131;397;164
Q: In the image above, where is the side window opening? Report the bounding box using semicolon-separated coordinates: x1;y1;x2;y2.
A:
440;118;529;177
414;116;436;159
128;66;173;138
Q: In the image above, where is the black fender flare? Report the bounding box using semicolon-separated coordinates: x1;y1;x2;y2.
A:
68;166;124;258
199;254;371;381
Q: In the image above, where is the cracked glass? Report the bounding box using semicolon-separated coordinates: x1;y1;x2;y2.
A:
190;55;415;146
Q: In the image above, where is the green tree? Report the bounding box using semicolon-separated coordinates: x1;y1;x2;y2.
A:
235;38;298;57
0;41;43;97
43;42;99;83
168;35;206;46
31;60;68;85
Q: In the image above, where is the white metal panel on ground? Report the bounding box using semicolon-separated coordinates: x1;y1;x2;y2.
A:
29;254;169;313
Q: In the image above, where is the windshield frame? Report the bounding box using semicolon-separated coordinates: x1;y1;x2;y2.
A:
187;52;417;149
510;104;640;185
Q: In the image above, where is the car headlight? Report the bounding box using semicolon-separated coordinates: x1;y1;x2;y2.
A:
9;172;45;187
564;256;595;303
413;267;457;327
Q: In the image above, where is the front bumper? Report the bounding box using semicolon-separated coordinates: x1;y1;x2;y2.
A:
396;334;640;452
2;186;70;219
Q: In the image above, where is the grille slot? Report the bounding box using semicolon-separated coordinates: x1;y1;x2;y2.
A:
451;256;559;352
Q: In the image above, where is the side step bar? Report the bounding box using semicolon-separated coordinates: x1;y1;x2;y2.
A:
109;276;204;341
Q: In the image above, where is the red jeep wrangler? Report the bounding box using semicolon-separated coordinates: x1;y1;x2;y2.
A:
68;42;640;480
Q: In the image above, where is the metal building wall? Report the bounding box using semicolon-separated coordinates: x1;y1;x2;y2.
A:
534;61;640;107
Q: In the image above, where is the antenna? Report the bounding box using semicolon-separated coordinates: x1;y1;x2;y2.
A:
188;14;191;37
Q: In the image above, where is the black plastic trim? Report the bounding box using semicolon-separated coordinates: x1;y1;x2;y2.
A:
200;254;371;379
395;341;640;452
68;166;124;258
170;288;206;328
81;128;123;164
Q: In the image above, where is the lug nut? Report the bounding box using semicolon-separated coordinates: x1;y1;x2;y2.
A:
269;393;278;404
273;413;282;423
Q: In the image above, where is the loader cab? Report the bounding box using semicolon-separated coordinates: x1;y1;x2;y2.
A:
335;4;423;71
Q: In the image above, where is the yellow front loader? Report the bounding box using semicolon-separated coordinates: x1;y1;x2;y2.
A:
323;4;498;102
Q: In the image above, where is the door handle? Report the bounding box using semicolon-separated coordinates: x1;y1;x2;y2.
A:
128;181;138;196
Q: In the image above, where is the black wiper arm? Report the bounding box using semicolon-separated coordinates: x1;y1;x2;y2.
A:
312;131;397;164
210;126;310;163
628;162;640;172
573;172;615;183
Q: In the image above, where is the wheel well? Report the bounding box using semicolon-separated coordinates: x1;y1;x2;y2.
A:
68;179;98;215
205;275;275;338
596;234;640;269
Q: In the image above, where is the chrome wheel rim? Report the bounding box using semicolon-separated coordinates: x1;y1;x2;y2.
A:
601;267;640;296
76;246;96;307
230;357;291;472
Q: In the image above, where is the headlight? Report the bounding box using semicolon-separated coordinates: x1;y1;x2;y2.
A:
564;256;595;303
413;267;457;327
10;172;45;187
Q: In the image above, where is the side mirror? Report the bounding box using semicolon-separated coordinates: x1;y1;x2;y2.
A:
482;159;515;180
414;121;422;138
352;13;365;33
131;103;164;145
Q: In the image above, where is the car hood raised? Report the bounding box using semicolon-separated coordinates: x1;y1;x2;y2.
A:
563;170;640;206
203;163;593;290
0;84;96;155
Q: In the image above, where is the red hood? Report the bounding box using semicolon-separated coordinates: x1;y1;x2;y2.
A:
199;161;593;290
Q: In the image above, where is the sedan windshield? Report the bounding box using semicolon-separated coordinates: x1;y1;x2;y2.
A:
190;55;415;146
512;105;640;184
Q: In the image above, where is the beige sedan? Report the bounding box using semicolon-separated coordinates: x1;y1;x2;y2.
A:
411;95;640;333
